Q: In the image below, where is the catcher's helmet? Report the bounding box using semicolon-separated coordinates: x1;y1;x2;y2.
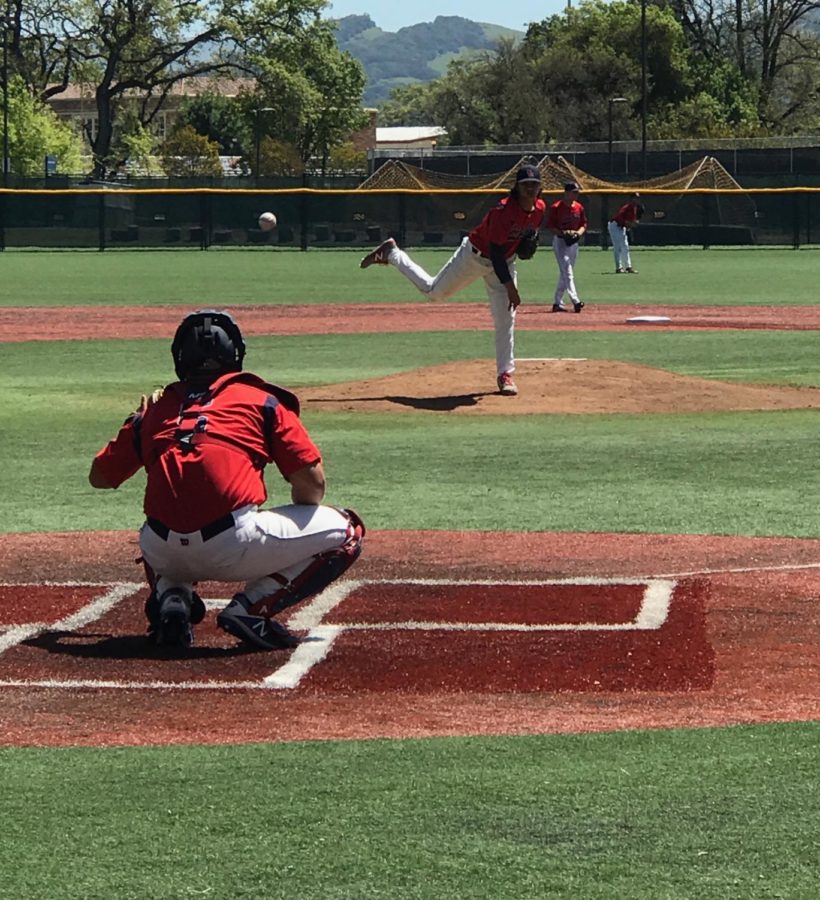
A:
171;309;246;381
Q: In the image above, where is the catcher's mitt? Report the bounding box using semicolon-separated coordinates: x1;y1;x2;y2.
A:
516;227;540;260
562;231;580;246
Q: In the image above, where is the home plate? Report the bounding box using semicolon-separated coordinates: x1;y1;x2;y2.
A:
626;315;671;324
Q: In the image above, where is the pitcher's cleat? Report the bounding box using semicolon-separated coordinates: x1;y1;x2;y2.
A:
360;238;397;269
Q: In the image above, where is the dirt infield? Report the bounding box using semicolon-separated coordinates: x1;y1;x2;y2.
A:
1;302;818;747
8;302;820;343
0;530;818;747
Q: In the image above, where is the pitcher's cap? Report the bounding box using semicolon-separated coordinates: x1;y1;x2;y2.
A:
516;165;542;183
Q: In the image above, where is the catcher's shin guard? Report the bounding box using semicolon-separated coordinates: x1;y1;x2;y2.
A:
250;508;365;617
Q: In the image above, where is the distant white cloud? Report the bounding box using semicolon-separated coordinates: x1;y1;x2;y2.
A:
325;1;569;33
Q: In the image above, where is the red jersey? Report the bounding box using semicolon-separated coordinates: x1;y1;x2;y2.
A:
611;202;641;228
546;199;587;233
92;372;321;532
468;195;546;258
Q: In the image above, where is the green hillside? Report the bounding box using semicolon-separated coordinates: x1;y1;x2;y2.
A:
333;14;524;104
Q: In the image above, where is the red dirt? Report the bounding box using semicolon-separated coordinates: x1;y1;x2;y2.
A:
7;302;820;343
0;530;818;747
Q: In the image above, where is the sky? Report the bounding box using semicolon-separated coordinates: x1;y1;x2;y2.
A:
325;1;569;34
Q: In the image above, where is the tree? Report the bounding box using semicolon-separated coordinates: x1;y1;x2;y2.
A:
177;92;251;157
3;0;332;177
523;1;693;140
380;0;766;141
326;140;367;174
159;125;223;177
1;76;85;176
377;82;439;127
250;20;367;172
668;0;820;127
253;136;305;176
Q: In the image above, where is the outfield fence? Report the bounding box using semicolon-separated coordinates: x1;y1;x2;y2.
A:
1;186;819;250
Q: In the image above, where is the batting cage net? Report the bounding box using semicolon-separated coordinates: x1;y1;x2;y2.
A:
0;158;817;249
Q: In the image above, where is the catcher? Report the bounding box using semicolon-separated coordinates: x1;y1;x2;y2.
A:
608;192;644;273
360;165;546;397
89;309;365;651
546;181;588;313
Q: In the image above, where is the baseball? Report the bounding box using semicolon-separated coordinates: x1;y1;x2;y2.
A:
258;211;277;232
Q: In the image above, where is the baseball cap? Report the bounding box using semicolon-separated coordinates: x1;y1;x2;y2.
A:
516;165;542;183
564;181;581;192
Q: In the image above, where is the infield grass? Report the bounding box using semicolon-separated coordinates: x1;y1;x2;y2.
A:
0;246;818;306
4;331;820;534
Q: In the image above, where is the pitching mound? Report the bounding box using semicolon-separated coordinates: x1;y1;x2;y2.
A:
300;359;820;415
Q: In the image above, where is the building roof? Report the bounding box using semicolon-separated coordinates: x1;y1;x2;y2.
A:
376;126;447;145
50;77;255;101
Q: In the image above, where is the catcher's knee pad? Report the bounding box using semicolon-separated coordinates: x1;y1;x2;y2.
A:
144;588;206;627
252;508;365;617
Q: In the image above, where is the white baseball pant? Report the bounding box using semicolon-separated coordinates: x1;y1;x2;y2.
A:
139;503;351;605
608;220;632;270
386;236;516;377
552;236;581;305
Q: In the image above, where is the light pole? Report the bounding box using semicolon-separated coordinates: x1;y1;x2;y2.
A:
608;97;627;174
640;0;648;180
254;107;274;181
2;0;9;187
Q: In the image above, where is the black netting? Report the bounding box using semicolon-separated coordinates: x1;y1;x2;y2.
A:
0;185;817;249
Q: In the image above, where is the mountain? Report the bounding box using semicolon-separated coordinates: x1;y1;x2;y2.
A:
333;15;524;105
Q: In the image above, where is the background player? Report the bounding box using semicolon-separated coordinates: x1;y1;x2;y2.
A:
89;309;364;651
546;181;588;312
360;165;546;397
608;192;644;273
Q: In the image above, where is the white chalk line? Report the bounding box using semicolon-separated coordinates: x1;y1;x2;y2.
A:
655;561;820;578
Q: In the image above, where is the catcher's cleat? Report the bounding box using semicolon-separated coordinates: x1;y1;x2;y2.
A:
497;372;518;396
154;588;194;648
217;594;300;651
243;508;366;620
551;303;568;313
360;238;396;269
573;301;585;313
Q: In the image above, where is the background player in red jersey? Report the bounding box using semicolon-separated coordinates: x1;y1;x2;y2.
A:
89;310;364;651
545;181;588;313
360;165;547;397
608;192;644;273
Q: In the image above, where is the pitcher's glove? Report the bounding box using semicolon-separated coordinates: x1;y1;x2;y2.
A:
516;227;540;260
562;230;580;246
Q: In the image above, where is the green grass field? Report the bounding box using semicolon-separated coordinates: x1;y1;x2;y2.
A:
0;245;818;306
1;724;817;899
1;248;818;899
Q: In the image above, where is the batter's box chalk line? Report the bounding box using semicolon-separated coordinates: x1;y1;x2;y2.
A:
0;577;670;692
2;565;817;692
